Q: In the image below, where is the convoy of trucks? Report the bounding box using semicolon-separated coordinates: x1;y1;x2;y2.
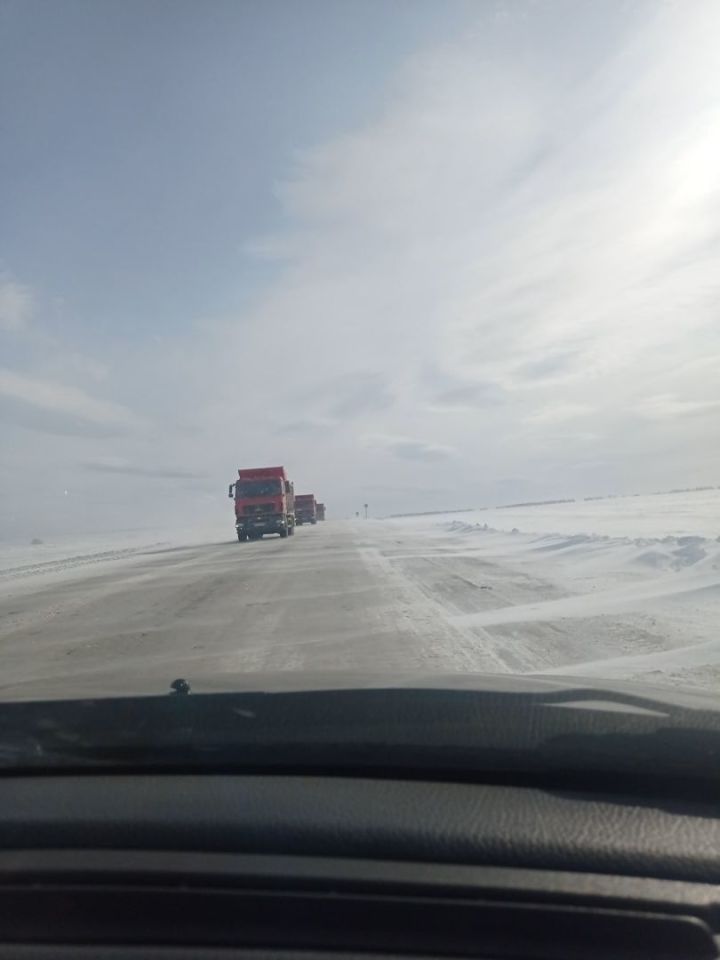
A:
228;466;325;542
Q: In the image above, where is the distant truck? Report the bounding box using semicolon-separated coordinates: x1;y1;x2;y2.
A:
228;466;295;541
316;503;326;521
295;494;318;525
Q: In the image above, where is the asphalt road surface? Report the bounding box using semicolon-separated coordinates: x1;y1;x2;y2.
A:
0;520;708;699
0;522;518;700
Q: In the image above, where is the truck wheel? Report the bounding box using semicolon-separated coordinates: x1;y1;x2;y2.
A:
279;527;288;538
237;530;247;542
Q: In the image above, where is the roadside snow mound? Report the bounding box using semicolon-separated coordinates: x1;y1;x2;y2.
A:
387;492;720;692
635;537;709;571
442;520;717;575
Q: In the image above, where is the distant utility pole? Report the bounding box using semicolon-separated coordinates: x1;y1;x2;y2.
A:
364;503;368;520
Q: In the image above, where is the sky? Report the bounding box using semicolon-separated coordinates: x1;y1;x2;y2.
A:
2;0;720;538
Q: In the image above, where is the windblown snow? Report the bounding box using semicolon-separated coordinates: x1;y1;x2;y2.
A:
388;489;720;690
0;489;719;697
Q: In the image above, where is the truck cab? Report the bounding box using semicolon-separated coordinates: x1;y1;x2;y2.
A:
295;494;317;526
229;467;295;541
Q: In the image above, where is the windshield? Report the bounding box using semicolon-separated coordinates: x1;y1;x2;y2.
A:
236;480;282;499
2;0;720;724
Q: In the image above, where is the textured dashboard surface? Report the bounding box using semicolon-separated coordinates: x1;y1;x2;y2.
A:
1;775;720;883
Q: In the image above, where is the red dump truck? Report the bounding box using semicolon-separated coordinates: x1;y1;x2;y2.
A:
295;494;317;526
316;503;326;521
228;466;295;541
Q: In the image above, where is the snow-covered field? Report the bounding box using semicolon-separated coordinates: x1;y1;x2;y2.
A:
439;489;720;540
0;523;225;592
388;489;720;690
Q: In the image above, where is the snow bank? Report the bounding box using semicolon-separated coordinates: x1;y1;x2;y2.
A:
387;489;720;691
0;522;229;587
393;488;720;592
436;488;720;540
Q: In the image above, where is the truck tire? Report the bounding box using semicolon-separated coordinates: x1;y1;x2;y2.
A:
237;530;248;542
279;527;288;539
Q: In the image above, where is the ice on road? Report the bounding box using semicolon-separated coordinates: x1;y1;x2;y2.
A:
1;488;719;699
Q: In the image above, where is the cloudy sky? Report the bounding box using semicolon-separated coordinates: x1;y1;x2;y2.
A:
2;0;720;538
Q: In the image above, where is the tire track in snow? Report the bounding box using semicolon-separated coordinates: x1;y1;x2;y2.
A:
357;541;521;674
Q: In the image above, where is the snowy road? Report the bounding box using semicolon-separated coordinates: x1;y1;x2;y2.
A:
0;522;505;700
1;498;720;699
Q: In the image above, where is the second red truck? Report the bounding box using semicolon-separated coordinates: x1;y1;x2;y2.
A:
294;494;318;526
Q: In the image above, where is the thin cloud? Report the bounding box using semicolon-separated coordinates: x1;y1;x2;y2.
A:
292;373;394;421
0;275;32;332
328;374;394;419
82;461;206;480
526;403;594;425
363;483;447;495
0;369;143;434
370;435;456;462
432;382;505;410
0;399;131;439
420;365;505;412
274;418;333;436
516;351;580;381
391;440;456;462
638;394;720;420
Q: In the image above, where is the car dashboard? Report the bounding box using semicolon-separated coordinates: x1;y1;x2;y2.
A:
1;772;720;959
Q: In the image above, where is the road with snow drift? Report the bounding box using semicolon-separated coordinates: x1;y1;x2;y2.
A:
1;490;720;699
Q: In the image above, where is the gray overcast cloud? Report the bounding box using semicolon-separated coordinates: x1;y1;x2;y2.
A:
2;0;720;537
